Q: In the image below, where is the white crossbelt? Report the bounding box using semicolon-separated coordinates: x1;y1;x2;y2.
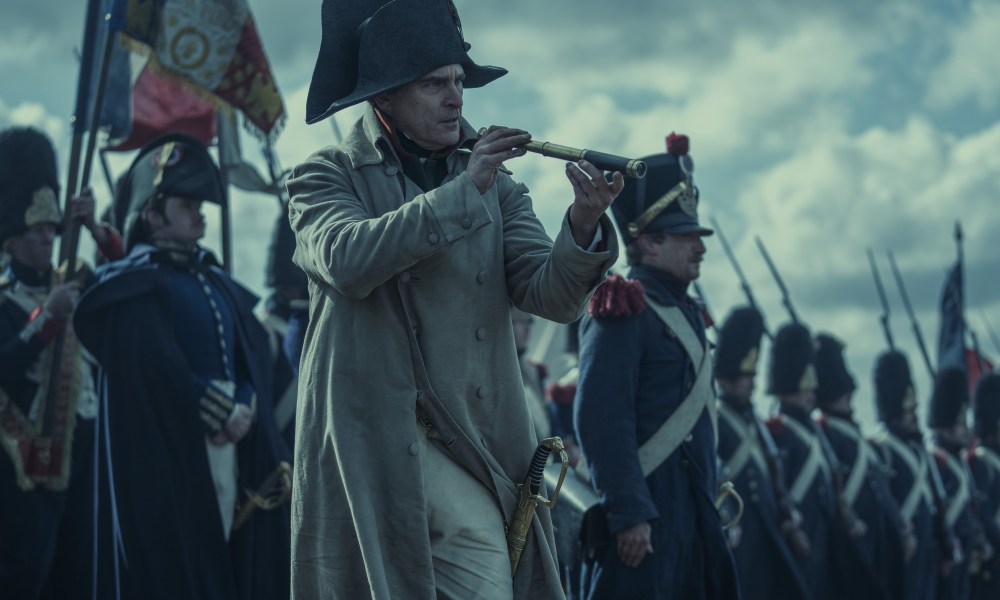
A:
823;417;875;507
782;415;831;505
973;446;1000;532
882;433;933;522
936;448;972;528
718;403;768;481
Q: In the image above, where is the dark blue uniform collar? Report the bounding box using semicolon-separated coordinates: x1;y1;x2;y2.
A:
628;264;690;307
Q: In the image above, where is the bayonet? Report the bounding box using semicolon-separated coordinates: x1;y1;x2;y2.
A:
754;236;800;324
867;248;895;349
708;216;771;338
886;251;936;379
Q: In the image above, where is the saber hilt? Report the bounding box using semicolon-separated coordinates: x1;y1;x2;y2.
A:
477;127;647;179
507;437;569;575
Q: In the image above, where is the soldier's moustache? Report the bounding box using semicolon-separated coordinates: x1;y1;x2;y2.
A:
477;127;646;179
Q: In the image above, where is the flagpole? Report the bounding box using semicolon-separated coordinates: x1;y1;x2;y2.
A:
60;0;104;265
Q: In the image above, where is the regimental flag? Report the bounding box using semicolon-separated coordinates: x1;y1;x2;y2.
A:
106;61;217;151
937;257;966;374
109;0;285;139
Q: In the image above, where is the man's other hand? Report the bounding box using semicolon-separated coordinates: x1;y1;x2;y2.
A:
616;521;654;568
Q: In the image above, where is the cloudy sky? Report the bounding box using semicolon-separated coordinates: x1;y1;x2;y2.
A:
2;0;998;433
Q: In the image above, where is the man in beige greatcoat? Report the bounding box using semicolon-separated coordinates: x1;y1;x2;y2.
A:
286;0;622;598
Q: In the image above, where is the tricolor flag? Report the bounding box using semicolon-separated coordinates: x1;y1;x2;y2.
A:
109;0;285;139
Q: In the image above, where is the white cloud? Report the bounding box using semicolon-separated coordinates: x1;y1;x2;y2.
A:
926;2;1000;111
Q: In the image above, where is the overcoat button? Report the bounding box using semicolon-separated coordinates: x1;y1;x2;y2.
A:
475;328;486;341
461;218;472;229
477;386;487;399
476;270;487;283
400;272;412;283
408;442;419;456
385;165;398;176
428;233;439;244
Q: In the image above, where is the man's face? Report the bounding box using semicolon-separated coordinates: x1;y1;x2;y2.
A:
7;222;57;273
376;64;465;151
641;232;706;282
147;196;205;246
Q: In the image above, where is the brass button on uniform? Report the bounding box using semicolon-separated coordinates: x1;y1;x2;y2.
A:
475;328;486;341
684;433;694;443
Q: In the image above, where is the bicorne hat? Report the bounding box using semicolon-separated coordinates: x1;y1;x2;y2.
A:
814;333;857;408
305;0;507;123
767;322;817;396
874;350;917;423
117;133;225;250
0;127;62;246
714;306;766;380
610;133;712;241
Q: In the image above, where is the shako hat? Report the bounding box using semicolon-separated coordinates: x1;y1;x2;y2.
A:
117;133;225;250
305;0;506;123
874;350;918;422
814;333;857;408
714;306;766;379
767;322;817;396
610;133;712;241
0;127;62;245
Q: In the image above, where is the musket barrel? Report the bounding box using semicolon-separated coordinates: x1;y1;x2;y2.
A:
477;128;647;179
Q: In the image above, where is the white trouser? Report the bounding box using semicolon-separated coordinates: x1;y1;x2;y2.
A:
205;440;238;540
420;430;514;600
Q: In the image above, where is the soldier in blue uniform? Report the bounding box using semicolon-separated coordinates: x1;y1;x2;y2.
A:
928;366;987;600
714;306;812;600
72;134;291;600
969;373;1000;599
0;126;123;599
871;349;940;600
574;133;740;599
813;333;910;599
766;323;885;600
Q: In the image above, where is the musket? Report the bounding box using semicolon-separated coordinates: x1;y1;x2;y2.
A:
754;236;800;324
867;248;895;350
886;251;936;379
507;437;569;575
923;446;964;571
476;127;647;179
708;217;771;339
752;416;811;556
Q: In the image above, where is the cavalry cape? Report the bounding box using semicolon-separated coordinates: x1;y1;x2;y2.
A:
286;106;618;599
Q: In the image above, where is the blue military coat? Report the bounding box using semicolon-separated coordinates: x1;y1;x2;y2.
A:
932;442;978;600
968;444;1000;600
717;396;813;600
819;412;907;598
574;265;739;600
873;428;939;600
